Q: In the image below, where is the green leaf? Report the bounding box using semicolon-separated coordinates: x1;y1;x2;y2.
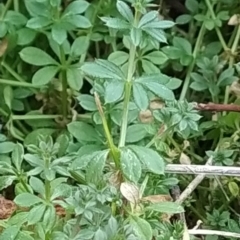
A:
56;134;69;158
176;14;192;25
120;148;142;183
17;28;36;45
63;15;91;28
131;217;152;240
218;67;237;86
228;182;239;197
190;82;207;91
12;99;24;111
129;145;164;174
142;81;175;100
27;16;52;29
5;11;27;26
108;51;129;66
28;204;46;225
105;80;124;103
133;83;149;110
42;205;56;232
63;0;89;15
67;67;83;90
0;176;16;191
126;124;148;143
204;19;215;30
71;150;103;170
81;59;125;80
20;47;58;66
166;77;182;90
71;36;89;56
145;202;184;214
130;27;142;46
67;122;99;142
0;22;7;37
173;37;192;55
78;94;97;111
142;20;175;29
142;59;160;73
29;176;45;196
4;85;13;109
143;28;167;43
8;212;28;226
12;143;24;171
179;119;188;131
0;141;16;153
52;23;67;45
86;150;109;184
24;128;56;146
138;11;158;28
32;66;59;85
101;17;130;29
186;0;199;13
144;51;168;65
14;193;43;207
0;225;19;240
24;0;49;17
117;1;133;22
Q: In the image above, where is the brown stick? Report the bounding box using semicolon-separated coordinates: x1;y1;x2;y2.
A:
195;102;240;112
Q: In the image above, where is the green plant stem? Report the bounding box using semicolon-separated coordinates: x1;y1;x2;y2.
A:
1;61;26;82
118;7;140;148
11;114;91;120
13;0;19;11
0;0;13;19
0;78;40;88
189;205;208;223
79;0;103;65
60;47;68;120
94;92;120;167
230;24;240;65
205;0;228;51
19;177;31;193
179;23;206;100
119;81;133;147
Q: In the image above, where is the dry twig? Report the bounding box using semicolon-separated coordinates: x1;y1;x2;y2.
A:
165;163;240;177
195;102;240;112
188;229;240;238
175;157;213;204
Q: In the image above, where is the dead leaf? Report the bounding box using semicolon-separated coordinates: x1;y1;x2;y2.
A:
228;14;240;25
230;81;240;96
183;140;190;150
139;110;153;123
109;170;122;188
180;152;191;165
142;194;172;203
0;196;16;219
120;182;140;204
150;99;165;110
